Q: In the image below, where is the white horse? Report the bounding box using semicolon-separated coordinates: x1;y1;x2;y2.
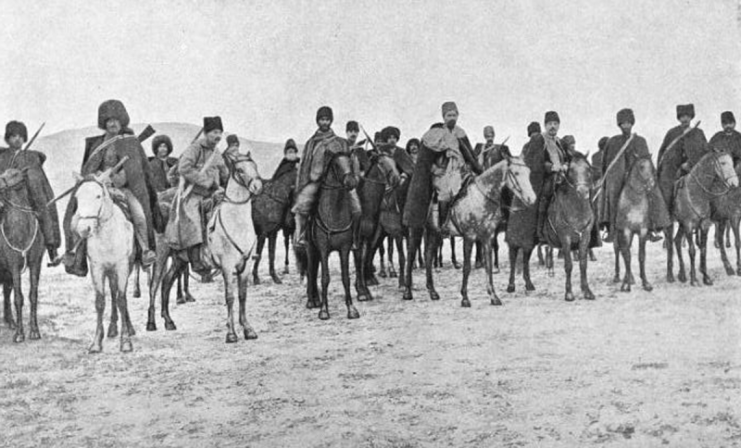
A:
208;154;263;343
72;174;136;353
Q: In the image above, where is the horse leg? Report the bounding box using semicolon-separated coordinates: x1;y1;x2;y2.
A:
283;228;291;274
451;236;461;269
341;248;359;319
507;245;518;293
675;226;687;283
306;245;320;309
700;227;713;286
403;227;422;301
563;237;575;302
545;246;555;277
111;269;133;352
483;239;501;306
10;266;26;343
26;259;41;340
319;247;331;320
388;237;397;278
147;252;164;332
523;247;535;291
252;234;266;285
620;230;633;292
612;239;621;283
366;227;384;287
717;221;734;276
132;263;141;298
238;271;258;340
425;228;441;300
107;278;119;338
395;233;406;289
685;224;698;286
665;224;675;283
580;234;595;300
460;238;473;307
183;266;195;302
176;267;184;304
223;270;239;343
354;237;371;302
378;236;387;278
491;237;500;273
537;244;545;266
268;231;282;284
160;258;180;330
726;221;732;248
638;230;653;292
3;283;15;329
88;267;106;353
733;217;741;275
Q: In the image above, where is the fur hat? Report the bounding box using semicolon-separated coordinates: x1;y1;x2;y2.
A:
284;138;297;152
346;120;359;132
441;101;458;116
151;135;173;156
676;104;695;120
203;116;223;134
382;126;401;142
4;121;27;142
316;106;333;123
527;121;541;136
616;108;635;126
406;138;421;153
226;134;240;147
544;111;560;124
483;125;495;137
721;111;736;125
561;135;576;148
98;99;130;130
598;136;609;151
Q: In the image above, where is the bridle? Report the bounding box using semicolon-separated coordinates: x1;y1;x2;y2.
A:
223;155;259;204
689;152;738;197
75;179;113;224
321;152;353;190
363;153;399;192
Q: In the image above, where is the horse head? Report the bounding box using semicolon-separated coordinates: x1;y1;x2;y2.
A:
372;153;401;190
326;152;357;190
73;179;110;238
564;154;593;200
710;148;739;189
630;157;656;192
225;154;263;197
504;156;536;206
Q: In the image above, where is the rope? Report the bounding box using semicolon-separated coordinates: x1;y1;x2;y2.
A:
1;214;39;274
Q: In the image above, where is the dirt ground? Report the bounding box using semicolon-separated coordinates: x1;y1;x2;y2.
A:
1;235;740;448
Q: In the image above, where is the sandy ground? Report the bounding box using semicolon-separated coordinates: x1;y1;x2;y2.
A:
1;235;740;448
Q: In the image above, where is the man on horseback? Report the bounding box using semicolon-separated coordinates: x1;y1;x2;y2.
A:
0;121;60;262
149;135;178;192
60;99;162;276
521;122;541;160
406;138;420;165
380;126;415;183
166;116;229;277
475;126;512;169
709;111;741;166
272;139;300;180
599;108;670;243
224;134;242;159
292;106;361;249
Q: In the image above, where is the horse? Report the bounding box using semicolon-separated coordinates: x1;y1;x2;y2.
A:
445;156;536;307
0;170;45;343
302;151;360;320
540;154;597;301
72;176;136;353
356;152;400;301
208;154;263;342
613;157;659;292
251;162;297;285
372;162;408;287
132;260;195;304
712;163;741;276
670;150;738;285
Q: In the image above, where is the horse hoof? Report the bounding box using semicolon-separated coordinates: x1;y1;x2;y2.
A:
506;284;515;293
244;329;258;340
548;270;555;278
13;332;25;343
453;262;461;270
703;277;713;286
319;310;330;320
736;268;741;277
461;298;471;308
133;290;141;299
88;344;102;354
307;300;320;309
185;294;196;303
493;268;500;274
726;267;735;276
612;276;621;284
643;283;653;292
347;308;360;319
176;297;186;305
429;291;440;301
226;333;239;343
628;275;636;285
283;267;290;275
583;290;596;301
379;270;387;278
165;321;177;331
490;297;502;306
666;274;675;283
678;273;687;283
525;282;536;292
368;276;379;286
146;322;157;332
620;283;631;292
389;271;398;278
253;276;261;285
107;326;118;339
120;340;133;353
564;293;575;302
29;330;40;340
271;275;283;285
402;289;413;301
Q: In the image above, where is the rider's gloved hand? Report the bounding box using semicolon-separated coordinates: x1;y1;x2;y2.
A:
213;187;225;202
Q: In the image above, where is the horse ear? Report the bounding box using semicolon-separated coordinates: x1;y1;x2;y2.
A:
72;171;83;182
505;154;512;165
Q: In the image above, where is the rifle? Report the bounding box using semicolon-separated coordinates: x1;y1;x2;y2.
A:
10;122;45;167
359;125;380;152
137;125;156;143
657;120;701;168
47;155;130;207
592;133;635;202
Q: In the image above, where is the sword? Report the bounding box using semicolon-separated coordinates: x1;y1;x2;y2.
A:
657;120;701;168
10;122;45;168
46;156;130;207
592;133;635;202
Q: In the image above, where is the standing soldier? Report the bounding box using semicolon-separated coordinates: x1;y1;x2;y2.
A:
60;100;162;275
708;111;741;166
0;121;60;261
148;135;178;192
165;116;229;276
599;108;670;243
292;106;361;248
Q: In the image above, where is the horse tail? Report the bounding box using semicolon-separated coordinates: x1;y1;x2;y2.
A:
294;244;307;277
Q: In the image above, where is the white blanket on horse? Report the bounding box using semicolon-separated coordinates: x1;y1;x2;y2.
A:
423;127;468;203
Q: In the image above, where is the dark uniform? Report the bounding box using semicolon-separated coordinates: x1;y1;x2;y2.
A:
708;111;741;166
148;135;178;192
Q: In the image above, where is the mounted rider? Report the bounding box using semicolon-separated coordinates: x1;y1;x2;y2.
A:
521;121;542;160
708;111;741;167
60;99;163;276
272;138;300;180
292;106;361;249
475;125;512;169
599;108;670;243
379;126;415;183
148;135;178;192
165;116;229;276
0;121;60;262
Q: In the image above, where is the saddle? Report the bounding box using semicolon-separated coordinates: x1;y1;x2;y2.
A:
108;188;132;223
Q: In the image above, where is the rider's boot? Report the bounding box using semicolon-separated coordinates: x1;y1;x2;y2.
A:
438;201;451;238
294;213;308;249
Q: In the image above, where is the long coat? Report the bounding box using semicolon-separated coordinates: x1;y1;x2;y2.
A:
0;148;60;249
709;130;741;166
506;134;546;248
657;125;707;211
148;156;179;192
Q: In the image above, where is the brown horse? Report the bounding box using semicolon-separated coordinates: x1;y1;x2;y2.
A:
614;157;658;292
445;156;536;307
671;150;738;285
712;163;741;276
541;155;597;301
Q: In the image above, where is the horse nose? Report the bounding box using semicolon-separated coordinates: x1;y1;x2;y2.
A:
251;179;263;195
75;222;92;238
577;186;590;199
731;176;739;188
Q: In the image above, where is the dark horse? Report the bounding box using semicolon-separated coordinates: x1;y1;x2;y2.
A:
0;172;45;342
541;155;597;301
712;163;741;276
670;150;738;285
251;161;297;285
355;152;400;301
302;151;361;320
613;157;659;292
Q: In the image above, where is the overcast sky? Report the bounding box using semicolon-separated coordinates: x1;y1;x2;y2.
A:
1;0;739;153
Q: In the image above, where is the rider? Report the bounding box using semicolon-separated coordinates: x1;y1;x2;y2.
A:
60;99;162;275
271;139;300;180
475;125;512;169
166;116;229;277
709;111;741;167
599;108;670;243
0;121;61;262
380;126;415;184
521;121;542;160
148;134;178;192
292;106;361;249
